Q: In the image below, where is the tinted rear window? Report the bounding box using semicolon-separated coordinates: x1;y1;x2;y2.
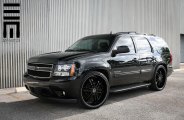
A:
148;37;168;49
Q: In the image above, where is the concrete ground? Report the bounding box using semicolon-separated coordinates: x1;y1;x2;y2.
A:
0;70;184;120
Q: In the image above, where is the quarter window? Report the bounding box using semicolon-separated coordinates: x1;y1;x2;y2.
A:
133;37;152;53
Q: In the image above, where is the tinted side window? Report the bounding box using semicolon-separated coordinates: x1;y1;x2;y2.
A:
133;37;152;53
148;37;168;50
114;36;135;54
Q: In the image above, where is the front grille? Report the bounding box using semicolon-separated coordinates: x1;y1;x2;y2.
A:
27;63;53;78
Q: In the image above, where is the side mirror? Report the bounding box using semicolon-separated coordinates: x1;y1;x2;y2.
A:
111;46;130;57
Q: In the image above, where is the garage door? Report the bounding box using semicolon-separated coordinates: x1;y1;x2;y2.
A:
181;34;184;63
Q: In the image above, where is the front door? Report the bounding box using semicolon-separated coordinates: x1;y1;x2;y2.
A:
108;36;140;86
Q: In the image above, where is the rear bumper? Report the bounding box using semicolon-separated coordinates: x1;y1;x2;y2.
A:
167;65;173;77
24;75;81;99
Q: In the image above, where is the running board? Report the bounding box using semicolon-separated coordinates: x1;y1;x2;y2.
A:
110;83;151;93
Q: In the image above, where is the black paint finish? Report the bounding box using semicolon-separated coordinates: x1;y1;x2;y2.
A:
24;32;173;100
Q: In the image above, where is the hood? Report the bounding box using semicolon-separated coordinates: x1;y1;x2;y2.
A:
28;51;95;64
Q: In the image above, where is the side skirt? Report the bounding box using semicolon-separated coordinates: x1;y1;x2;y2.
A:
110;83;151;93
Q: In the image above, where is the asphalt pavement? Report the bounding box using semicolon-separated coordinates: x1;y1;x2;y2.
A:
0;70;184;120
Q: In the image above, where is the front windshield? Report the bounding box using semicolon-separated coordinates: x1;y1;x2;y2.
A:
66;35;115;52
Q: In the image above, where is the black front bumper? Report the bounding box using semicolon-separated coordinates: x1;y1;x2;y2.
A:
24;75;81;99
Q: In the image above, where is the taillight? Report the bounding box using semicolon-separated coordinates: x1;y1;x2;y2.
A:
169;52;172;64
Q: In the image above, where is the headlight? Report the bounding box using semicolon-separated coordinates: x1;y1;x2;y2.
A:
53;64;75;76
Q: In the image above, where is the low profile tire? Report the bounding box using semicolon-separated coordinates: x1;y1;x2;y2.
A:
78;71;109;109
37;97;47;101
150;65;167;91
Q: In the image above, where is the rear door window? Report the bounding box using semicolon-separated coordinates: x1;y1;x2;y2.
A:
133;37;152;53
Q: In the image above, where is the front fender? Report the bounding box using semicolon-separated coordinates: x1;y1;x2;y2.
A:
77;62;112;83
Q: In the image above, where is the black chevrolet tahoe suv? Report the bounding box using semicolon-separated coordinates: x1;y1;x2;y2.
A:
24;32;173;108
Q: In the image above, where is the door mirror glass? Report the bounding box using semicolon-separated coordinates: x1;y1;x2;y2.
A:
117;46;130;53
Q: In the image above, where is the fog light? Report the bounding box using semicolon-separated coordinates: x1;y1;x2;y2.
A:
55;91;66;97
63;91;65;96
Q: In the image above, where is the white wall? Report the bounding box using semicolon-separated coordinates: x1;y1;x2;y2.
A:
181;0;184;34
0;0;182;88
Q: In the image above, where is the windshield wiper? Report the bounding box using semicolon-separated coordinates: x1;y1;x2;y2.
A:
65;49;76;52
66;49;97;52
76;49;98;52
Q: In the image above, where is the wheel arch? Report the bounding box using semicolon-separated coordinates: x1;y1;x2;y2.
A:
155;63;167;72
81;67;112;82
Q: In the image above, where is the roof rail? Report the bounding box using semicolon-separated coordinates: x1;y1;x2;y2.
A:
149;34;156;36
116;31;137;35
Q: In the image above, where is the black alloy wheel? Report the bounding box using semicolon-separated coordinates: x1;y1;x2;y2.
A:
150;65;167;91
79;71;109;109
156;69;165;88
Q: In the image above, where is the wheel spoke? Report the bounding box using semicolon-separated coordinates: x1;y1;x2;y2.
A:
93;94;97;102
160;74;163;79
156;73;160;80
83;88;92;93
97;88;103;93
96;90;103;94
93;94;99;102
85;93;93;101
157;81;161;86
89;79;95;87
95;81;100;88
156;71;160;77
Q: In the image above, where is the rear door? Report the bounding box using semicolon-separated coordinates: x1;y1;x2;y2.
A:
133;36;155;82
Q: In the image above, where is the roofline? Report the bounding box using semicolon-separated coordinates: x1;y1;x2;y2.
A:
82;32;157;38
115;31;157;37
